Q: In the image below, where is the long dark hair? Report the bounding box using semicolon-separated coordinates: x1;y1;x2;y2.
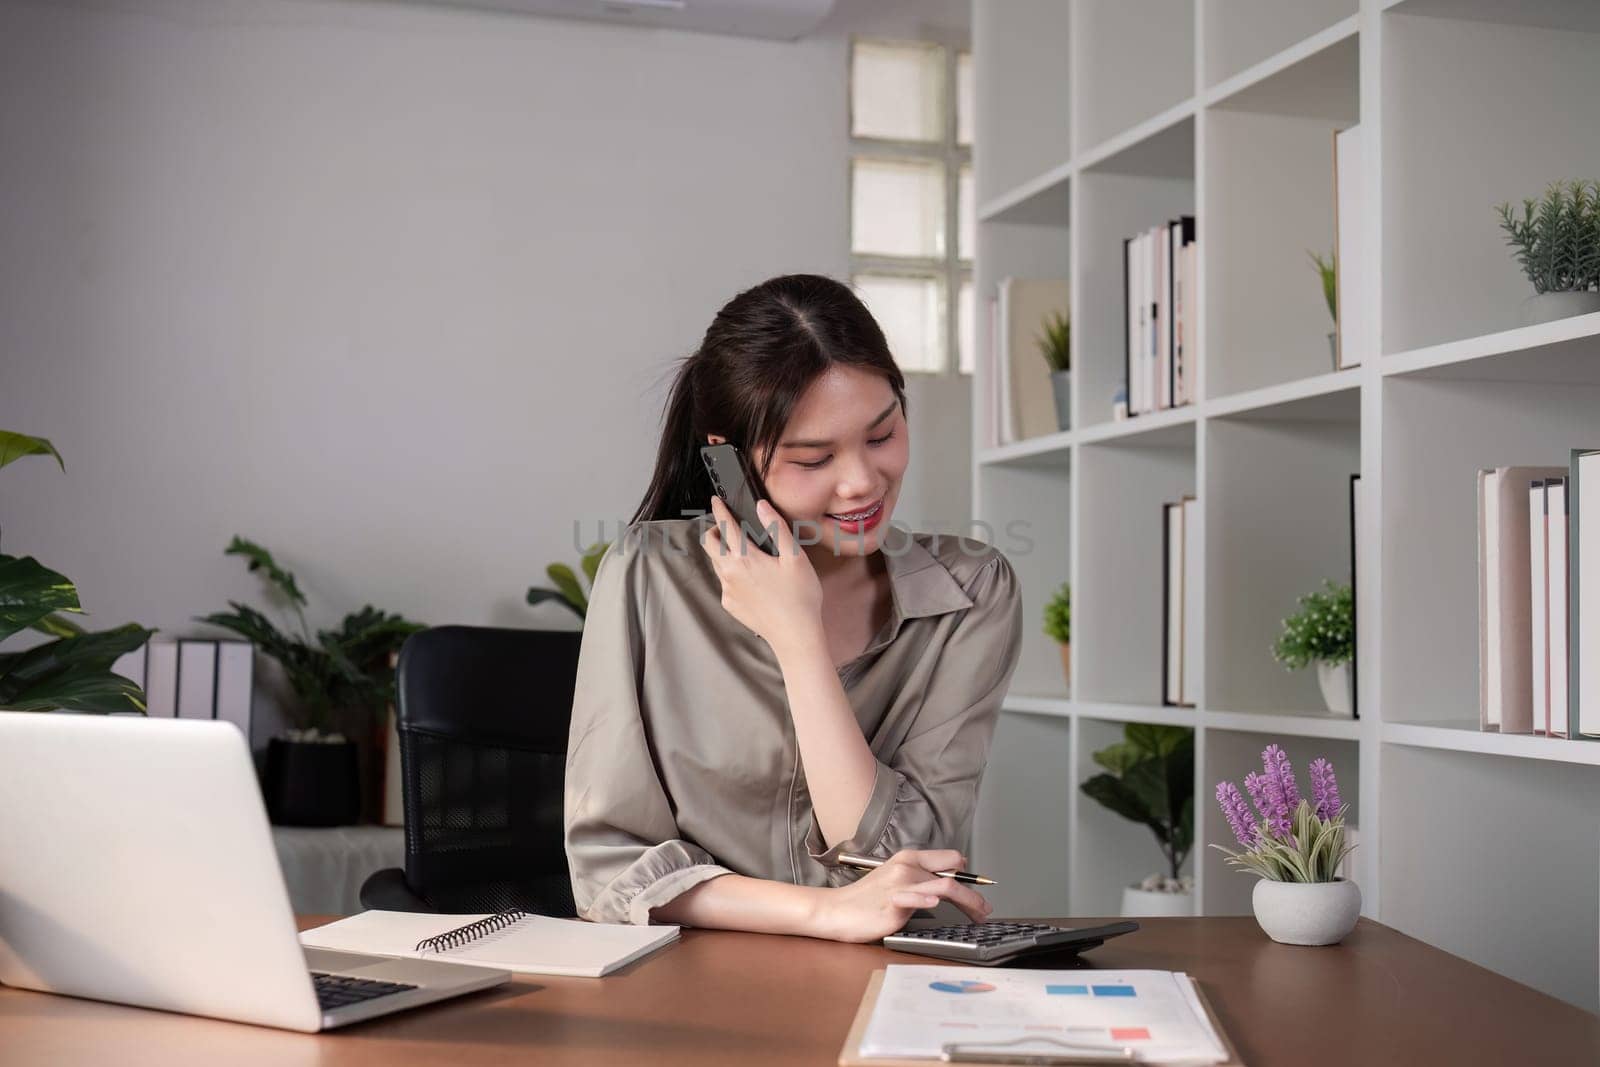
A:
632;274;908;525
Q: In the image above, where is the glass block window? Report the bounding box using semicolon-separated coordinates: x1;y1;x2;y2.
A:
849;38;974;375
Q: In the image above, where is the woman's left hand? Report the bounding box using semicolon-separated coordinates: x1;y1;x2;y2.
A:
701;495;823;655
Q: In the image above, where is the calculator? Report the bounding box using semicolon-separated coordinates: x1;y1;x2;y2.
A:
883;920;1140;966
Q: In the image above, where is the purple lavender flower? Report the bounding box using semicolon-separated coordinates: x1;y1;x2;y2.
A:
1263;744;1301;811
1250;762;1293;840
1215;781;1258;849
1309;757;1343;821
1243;771;1271;823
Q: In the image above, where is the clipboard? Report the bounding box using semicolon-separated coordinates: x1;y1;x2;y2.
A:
837;969;1246;1067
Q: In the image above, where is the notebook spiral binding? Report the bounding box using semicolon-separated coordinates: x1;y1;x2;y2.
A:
414;909;531;954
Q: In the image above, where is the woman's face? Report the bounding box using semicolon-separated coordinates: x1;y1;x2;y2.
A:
759;366;909;560
713;365;909;561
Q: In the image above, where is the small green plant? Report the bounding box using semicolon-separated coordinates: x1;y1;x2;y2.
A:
1042;581;1071;644
1308;250;1337;323
1080;724;1194;881
527;542;610;621
1270;579;1353;671
1496;179;1600;294
0;430;153;713
198;538;425;737
1035;310;1070;373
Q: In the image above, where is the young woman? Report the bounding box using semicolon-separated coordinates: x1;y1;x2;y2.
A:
562;274;1024;943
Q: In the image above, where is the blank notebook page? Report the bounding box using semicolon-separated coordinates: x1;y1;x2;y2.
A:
300;910;680;978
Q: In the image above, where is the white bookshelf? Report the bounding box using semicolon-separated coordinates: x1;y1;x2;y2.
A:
968;0;1600;1014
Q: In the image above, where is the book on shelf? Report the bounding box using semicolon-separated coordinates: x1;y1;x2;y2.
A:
1124;217;1196;419
1476;462;1600;739
1477;466;1564;733
1529;481;1552;735
1575;449;1600;738
994;277;1068;445
1349;473;1362;720
1162;496;1198;708
1548;479;1570;738
1332;125;1366;370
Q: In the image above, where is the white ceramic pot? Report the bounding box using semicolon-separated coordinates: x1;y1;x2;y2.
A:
1252;878;1361;946
1316;660;1353;716
1521;290;1600;326
1120;886;1195;917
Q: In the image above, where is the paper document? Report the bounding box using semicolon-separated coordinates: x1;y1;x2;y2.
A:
859;966;1229;1064
299;909;679;978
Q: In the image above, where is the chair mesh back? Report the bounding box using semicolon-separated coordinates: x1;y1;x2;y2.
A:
396;626;583;916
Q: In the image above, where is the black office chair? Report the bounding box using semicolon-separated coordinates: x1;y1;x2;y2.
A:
358;625;584;917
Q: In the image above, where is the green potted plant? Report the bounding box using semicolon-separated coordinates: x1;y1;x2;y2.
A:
1036;310;1071;432
1308;250;1337;368
0;430;153;714
1496;179;1600;325
1042;581;1071;689
198;537;424;826
526;541;610;621
1271;579;1354;716
1079;724;1195;916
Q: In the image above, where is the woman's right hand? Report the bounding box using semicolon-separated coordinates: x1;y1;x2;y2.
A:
814;849;994;944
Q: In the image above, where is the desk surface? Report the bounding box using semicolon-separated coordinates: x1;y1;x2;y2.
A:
3;916;1597;1065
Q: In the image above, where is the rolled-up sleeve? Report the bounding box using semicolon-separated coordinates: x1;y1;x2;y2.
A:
563;529;734;925
803;552;1024;879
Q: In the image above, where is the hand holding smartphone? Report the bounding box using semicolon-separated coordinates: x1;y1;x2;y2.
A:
699;442;779;557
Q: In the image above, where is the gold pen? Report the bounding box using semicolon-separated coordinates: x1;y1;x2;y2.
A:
835;851;998;886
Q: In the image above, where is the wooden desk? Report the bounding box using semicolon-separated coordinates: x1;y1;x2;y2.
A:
3;916;1596;1065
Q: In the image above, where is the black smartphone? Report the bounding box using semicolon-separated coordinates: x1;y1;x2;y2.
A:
699;442;778;557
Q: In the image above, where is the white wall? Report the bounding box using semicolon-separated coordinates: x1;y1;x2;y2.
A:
0;0;971;742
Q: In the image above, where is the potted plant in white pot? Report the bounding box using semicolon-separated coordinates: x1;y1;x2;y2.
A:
1042;582;1070;690
1271;579;1354;716
1497;179;1600;325
1213;745;1358;946
1037;310;1071;432
198;537;424;827
1079;724;1194;916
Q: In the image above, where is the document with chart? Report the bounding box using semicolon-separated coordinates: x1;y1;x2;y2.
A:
858;966;1230;1064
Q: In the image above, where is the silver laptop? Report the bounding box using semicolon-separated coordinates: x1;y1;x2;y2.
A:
0;711;511;1032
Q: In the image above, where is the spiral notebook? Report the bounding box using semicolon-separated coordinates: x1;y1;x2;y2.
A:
299;909;680;978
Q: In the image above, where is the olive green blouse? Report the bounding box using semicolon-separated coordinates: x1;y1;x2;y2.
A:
562;513;1024;926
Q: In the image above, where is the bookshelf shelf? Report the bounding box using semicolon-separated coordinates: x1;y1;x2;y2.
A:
1002;695;1073;719
976;163;1072;225
1077;104;1196;179
1204;367;1360;421
1075;406;1196;447
1380;0;1600;34
1075;701;1199;729
1381;311;1600;382
973;0;1600;1011
1382;722;1600;766
979;430;1072;469
1204;15;1359;119
1203;707;1361;741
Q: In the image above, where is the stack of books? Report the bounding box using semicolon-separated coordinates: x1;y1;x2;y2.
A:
113;638;253;739
1162;496;1200;708
1123;216;1196;418
1477;450;1600;738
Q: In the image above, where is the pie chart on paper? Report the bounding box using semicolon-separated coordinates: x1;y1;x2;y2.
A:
928;979;996;994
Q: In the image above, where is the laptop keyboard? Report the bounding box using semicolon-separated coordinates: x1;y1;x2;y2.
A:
310;970;418;1011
